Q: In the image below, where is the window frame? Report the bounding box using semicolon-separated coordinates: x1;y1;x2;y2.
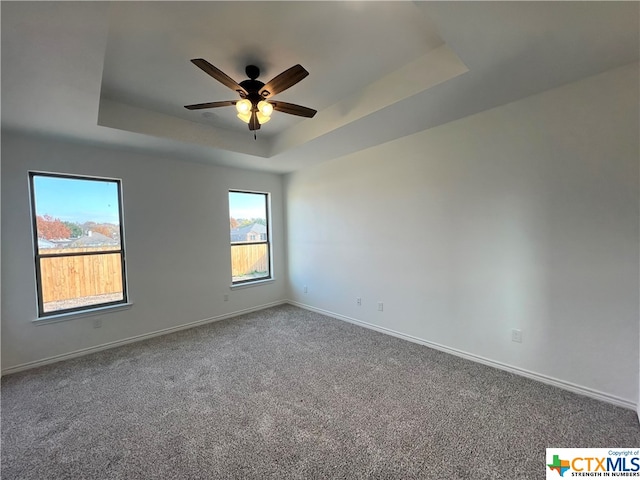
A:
29;171;129;318
229;189;272;286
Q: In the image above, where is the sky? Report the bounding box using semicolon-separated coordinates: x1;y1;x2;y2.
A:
229;191;267;220
33;178;266;224
33;175;121;224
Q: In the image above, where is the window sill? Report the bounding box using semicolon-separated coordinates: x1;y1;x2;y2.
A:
33;302;134;325
230;278;275;290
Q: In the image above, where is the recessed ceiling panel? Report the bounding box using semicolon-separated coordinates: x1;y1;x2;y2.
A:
99;1;445;145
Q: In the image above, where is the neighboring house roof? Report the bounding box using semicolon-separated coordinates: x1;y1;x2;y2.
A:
38;238;76;249
230;223;267;242
69;231;119;247
37;238;57;248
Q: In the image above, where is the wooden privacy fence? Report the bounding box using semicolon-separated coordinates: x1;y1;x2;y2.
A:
39;247;123;303
231;243;268;277
39;243;267;302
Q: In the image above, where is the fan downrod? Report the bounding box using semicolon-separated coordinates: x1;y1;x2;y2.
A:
245;65;260;80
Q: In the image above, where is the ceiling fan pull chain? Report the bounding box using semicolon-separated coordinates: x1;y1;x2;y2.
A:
254;131;257;140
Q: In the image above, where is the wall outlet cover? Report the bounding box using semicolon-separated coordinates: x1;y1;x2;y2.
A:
512;329;523;343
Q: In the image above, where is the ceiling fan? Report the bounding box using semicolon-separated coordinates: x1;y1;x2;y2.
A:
184;59;317;132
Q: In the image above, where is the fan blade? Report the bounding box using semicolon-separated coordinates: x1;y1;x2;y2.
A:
271;101;317;118
184;100;236;110
259;65;309;97
191;59;247;95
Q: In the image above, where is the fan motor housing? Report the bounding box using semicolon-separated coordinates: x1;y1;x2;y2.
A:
239;79;266;96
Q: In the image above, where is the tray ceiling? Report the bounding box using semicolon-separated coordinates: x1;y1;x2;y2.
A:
2;2;638;173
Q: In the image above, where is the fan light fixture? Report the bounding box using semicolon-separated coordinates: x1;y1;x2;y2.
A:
236;99;273;125
185;61;317;137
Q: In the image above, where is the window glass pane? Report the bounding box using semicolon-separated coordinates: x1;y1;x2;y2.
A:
30;173;127;317
231;244;269;283
229;192;267;244
39;253;124;313
32;176;121;253
229;191;270;284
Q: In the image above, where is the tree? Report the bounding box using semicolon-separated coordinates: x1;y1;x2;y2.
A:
92;225;114;237
230;217;239;229
63;221;83;238
36;215;71;240
238;218;266;227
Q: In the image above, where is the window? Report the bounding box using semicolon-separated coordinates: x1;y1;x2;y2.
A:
229;190;271;285
29;172;128;317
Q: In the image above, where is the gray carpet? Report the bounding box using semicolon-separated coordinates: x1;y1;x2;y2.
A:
2;304;639;479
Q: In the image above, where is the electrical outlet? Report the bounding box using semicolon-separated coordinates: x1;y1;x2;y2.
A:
224;294;229;302
511;329;522;343
377;302;384;312
356;297;362;306
93;318;102;329
303;285;308;294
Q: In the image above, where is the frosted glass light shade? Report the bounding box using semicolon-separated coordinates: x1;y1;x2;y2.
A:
237;111;252;123
235;99;252;115
256;112;271;124
257;100;273;117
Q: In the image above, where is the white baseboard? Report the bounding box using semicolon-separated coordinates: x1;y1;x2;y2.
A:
4;298;637;413
288;300;637;412
1;300;286;376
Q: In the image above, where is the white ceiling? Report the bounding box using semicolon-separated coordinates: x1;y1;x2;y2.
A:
2;1;639;173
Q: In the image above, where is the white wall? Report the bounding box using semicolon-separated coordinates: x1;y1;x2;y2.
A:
1;132;286;370
285;63;639;406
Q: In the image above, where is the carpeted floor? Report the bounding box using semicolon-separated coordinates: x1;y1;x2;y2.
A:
2;304;639;479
